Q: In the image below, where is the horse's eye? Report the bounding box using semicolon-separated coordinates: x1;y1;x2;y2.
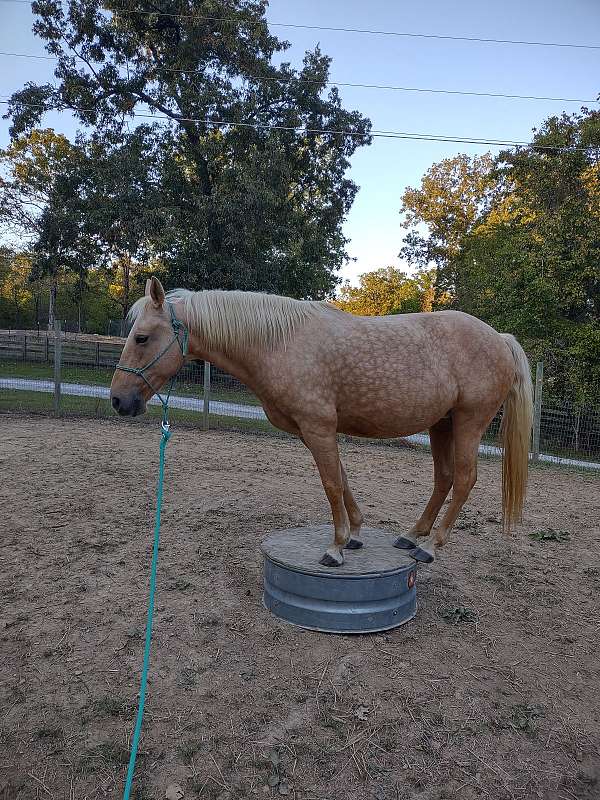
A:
135;335;149;345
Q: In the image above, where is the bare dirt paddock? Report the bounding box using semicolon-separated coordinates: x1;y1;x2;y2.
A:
1;415;599;800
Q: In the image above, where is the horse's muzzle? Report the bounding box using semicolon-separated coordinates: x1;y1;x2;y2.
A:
111;391;146;417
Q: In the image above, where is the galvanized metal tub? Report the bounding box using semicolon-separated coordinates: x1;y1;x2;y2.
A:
261;526;417;634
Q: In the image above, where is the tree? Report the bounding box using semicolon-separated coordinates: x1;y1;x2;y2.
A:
80;127;166;328
334;267;440;316
0;129;87;327
400;108;600;401
0;128;80;244
6;0;371;298
399;153;498;305
0;248;37;327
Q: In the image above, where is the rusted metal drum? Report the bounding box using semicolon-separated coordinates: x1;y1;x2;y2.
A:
261;526;417;634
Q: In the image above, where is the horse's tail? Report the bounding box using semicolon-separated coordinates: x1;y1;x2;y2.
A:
499;334;533;533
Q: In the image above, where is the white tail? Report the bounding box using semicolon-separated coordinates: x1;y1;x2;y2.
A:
500;334;533;532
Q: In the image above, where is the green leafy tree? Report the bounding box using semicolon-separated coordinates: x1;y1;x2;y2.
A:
7;0;371;298
0;129;86;327
80;127;166;328
0;248;38;327
399;153;498;305
334;267;440;316
400;108;600;402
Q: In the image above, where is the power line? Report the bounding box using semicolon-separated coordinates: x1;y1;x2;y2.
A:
0;50;596;104
0;98;594;152
0;0;599;51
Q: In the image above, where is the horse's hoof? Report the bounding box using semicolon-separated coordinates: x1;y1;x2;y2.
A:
409;547;434;564
344;538;364;550
393;536;417;550
319;552;343;567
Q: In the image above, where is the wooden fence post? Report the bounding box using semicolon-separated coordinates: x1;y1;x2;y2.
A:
531;361;544;462
53;320;62;414
203;361;211;431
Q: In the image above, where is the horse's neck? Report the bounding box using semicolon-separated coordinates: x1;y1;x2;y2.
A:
187;336;264;394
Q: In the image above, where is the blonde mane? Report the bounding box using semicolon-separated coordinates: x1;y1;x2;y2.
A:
129;289;327;352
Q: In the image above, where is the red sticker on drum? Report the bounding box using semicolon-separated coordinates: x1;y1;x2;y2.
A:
408;571;416;589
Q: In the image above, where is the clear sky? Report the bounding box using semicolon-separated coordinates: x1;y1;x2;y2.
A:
1;0;599;284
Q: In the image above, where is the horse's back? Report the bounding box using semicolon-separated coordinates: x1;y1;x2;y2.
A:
257;307;516;438
318;308;514;435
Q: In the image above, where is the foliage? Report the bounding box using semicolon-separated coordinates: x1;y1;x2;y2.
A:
6;0;372;298
0;128;81;246
0;248;37;326
438;605;477;624
399;108;600;402
334;266;440;316
528;529;570;543
400;153;498;305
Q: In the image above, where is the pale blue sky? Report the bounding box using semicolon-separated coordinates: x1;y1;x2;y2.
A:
1;0;599;283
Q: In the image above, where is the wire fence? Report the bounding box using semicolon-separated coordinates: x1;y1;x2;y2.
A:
1;325;599;471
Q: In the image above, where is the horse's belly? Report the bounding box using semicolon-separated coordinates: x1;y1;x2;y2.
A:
336;406;446;439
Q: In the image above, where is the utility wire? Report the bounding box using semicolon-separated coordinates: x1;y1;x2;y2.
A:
0;50;596;104
0;98;594;152
0;0;599;51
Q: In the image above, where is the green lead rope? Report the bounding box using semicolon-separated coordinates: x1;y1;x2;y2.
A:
123;420;171;800
116;302;189;799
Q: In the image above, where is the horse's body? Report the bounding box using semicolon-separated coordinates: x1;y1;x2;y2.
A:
111;278;533;567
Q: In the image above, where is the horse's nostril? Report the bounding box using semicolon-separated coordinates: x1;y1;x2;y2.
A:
112;396;120;410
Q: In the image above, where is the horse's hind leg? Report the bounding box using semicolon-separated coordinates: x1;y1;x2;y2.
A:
340;460;364;550
410;412;484;564
301;427;350;567
394;416;454;551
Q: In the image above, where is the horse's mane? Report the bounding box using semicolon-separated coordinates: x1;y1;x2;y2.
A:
129;289;328;352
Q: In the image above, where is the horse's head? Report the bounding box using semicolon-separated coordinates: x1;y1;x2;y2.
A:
110;277;188;417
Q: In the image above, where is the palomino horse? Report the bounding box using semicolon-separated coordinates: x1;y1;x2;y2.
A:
110;277;533;567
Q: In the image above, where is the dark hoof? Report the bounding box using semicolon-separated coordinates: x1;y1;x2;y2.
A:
319;552;343;567
410;547;434;564
393;536;417;550
344;538;364;550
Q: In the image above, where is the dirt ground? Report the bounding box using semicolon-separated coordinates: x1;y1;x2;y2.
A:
1;414;599;800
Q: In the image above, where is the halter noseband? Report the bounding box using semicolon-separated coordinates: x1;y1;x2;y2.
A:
116;301;189;422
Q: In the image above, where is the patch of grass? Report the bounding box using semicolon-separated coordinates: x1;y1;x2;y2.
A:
177;738;206;764
528;528;570;543
87;695;133;719
479;573;504;585
78;741;130;774
34;726;62;740
510;704;543;738
438;605;478;624
456;518;481;535
0;360;114;386
0;359;262;404
583;567;600;578
165;578;194;591
0;387;276;433
179;665;205;689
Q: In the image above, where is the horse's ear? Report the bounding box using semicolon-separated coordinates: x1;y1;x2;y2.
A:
148;276;165;309
145;278;152;296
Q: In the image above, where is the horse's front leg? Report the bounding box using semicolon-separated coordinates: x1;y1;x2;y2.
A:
301;427;350;567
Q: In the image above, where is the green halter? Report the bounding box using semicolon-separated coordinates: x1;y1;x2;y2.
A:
116;301;189;426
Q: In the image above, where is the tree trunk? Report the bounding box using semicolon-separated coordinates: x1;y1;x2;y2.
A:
120;257;132;337
47;277;57;331
77;271;84;333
